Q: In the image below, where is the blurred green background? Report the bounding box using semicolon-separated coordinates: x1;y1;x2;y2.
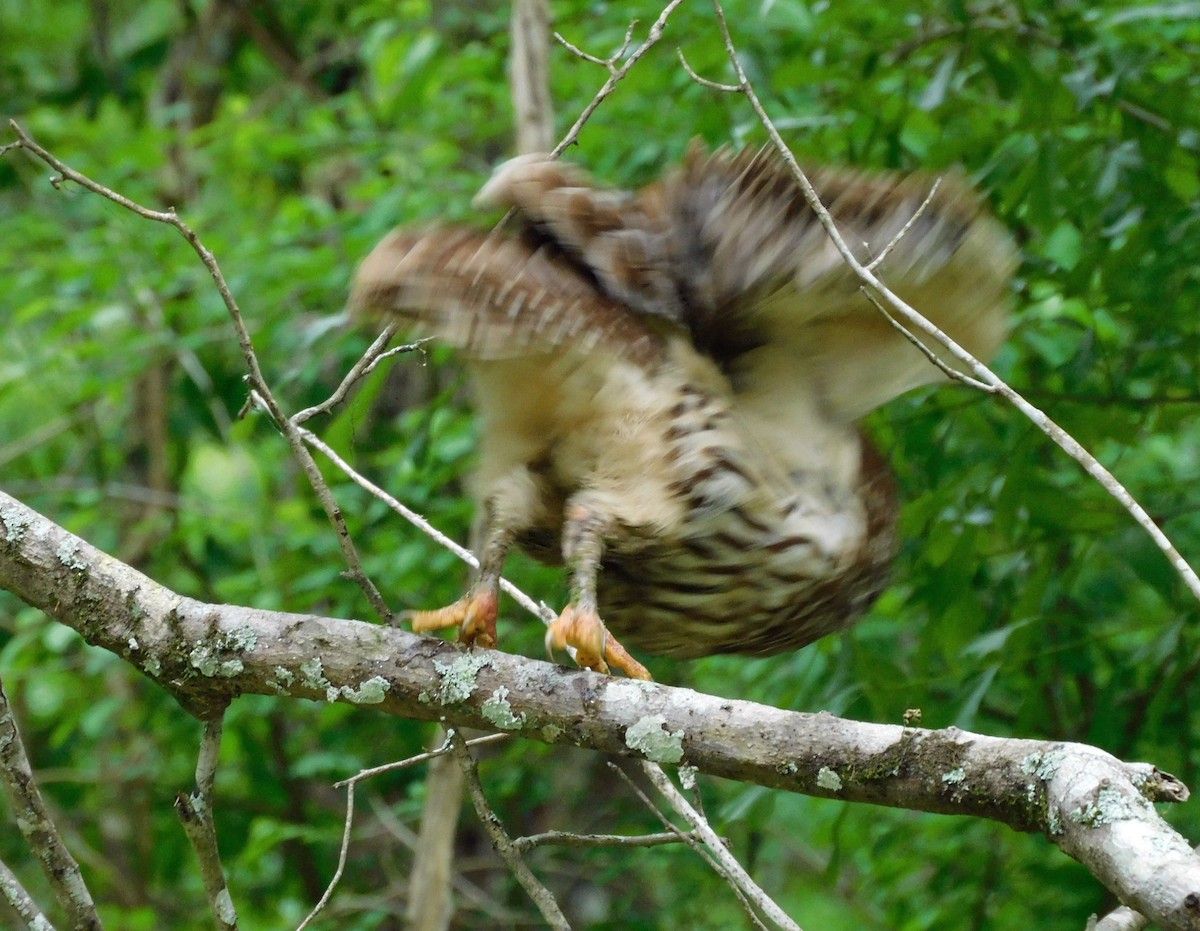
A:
2;0;1199;927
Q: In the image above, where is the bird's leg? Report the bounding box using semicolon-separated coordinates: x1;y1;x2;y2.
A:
546;500;652;680
405;503;513;650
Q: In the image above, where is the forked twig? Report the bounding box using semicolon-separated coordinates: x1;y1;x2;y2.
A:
450;732;570;929
551;0;687;157
642;762;801;931
292;327;433;424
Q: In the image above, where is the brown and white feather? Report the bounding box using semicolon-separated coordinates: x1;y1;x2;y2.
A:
349;145;1016;660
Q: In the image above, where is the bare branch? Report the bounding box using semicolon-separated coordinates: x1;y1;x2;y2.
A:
703;1;1200;606
551;0;687;157
335;732;510;788
295;781;355;931
175;718;237;931
0;671;101;931
511;0;555;153
2;490;1199;927
4;120;394;622
450;732;570;930
643;763;802;931
292;327;434;424
296;425;557;625
0;856;56;930
512;829;697;852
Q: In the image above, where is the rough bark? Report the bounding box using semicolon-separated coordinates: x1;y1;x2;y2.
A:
2;489;1199;929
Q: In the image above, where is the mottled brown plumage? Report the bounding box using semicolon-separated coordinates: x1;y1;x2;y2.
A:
350;145;1016;678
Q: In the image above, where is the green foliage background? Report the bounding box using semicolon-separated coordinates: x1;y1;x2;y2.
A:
1;0;1198;927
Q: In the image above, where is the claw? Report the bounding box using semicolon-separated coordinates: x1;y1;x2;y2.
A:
405;588;499;649
546;605;652;680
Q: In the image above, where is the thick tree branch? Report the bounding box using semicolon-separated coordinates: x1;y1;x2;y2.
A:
2;490;1198;927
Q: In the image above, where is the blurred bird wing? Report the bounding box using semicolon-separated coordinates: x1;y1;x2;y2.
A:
348;227;663;367
475;145;1018;423
672;148;1017;421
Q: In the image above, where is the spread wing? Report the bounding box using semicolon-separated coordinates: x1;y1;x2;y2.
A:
349;226;663;367
474;144;1018;422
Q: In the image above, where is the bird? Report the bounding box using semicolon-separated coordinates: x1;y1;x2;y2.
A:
349;143;1016;680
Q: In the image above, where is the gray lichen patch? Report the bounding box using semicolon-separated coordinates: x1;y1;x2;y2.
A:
188;643;243;678
941;767;967;786
55;537;89;572
817;766;843;791
225;626;257;652
0;505;31;543
300;657;331;691
329;675;391;705
424;654;493;705
188;626;260;679
481;686;526;730
1071;784;1154;827
625;715;685;764
1021;750;1067;782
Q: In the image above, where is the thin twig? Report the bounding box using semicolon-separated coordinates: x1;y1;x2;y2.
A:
292;326;432;424
5;120;394;622
642;762;800;931
334;732;510;788
0;673;101;930
295;781;355;931
449;732;570;930
296;425;557;625
704;1;1200;606
175;718;238;931
865;176;942;271
551;0;687;157
513;829;695;853
860;288;995;392
676;47;741;92
0;850;58;930
607;764;771;931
